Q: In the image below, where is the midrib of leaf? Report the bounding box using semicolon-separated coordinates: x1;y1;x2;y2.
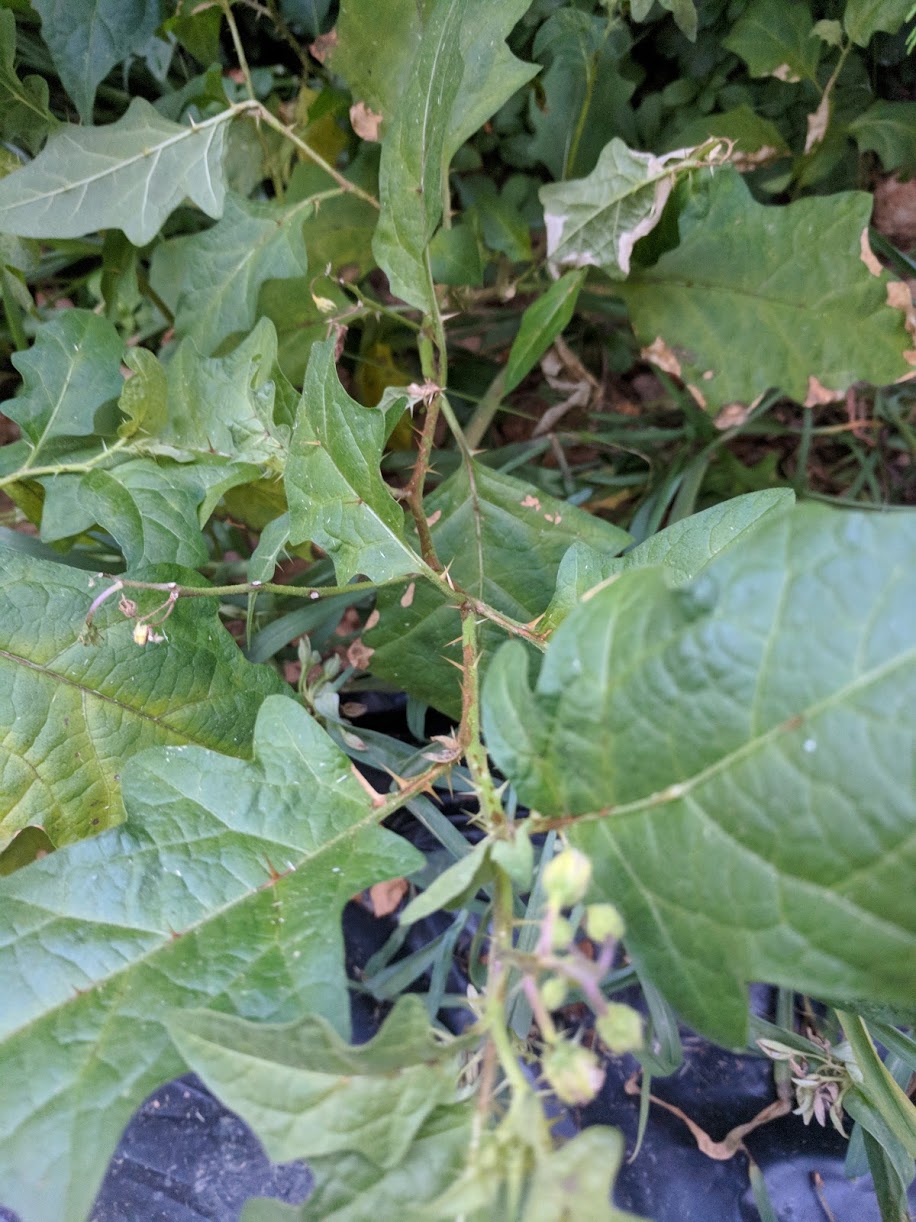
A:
2;786;386;1043
0;646;235;740
21;345;79;466
552;642;916;826
629;274;860;310
18;105;242;210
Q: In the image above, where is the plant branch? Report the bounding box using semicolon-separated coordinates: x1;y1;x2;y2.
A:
220;0;257;101
2;437;132;488
252;105;380;209
459;604;505;830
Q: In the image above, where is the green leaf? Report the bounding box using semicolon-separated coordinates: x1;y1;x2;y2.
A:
522;1128;645;1221
482;504;916;1044
619;168;912;410
400;839;492;925
722;0;821;81
0;694;421;1221
428;221;483;287
371;1;467;314
77;457;259;567
0;97;233;244
850;101;916;174
372;0;535;313
7;309;124;461
32;0;161;120
0;8;54;154
170;193;312;358
367;462;629;717
167;997;458;1169
285;338;422;583
505;270;587;394
665;103;790;160
156;318;292;470
521;11;636;180
539;138;707;280
329;0;421;121
540;490;795;634
844;0;913;45
0;547;284;849
244;1106;473;1222
117;346;168;439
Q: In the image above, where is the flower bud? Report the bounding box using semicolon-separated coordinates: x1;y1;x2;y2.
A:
584;903;625;942
542;1040;605;1105
543;848;592;909
549;915;576;951
596;1003;643;1055
539;976;568;1012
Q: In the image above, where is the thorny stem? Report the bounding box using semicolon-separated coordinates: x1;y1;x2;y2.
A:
403;393;443;570
459;606;505;830
3;437;132;487
253;105;380;209
220;0;257;101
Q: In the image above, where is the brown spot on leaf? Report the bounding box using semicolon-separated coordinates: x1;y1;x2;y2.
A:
860;229;883;277
400;581;416;609
642;336;681;377
804;376;843;407
349;101;383;142
364;608;380;631
347;638;374;670
309;30;337;63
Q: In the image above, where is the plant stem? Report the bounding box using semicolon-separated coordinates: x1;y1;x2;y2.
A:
459;605;505;830
220;0;257;101
403;395;443;570
3;437;132;488
253;105;380;209
91;573;398;602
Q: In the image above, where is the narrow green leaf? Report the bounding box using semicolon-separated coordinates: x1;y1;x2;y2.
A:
844;0;913;46
32;0;162;120
504;269;587;394
0;8;54;153
0;694;421;1221
171;193;312;357
619;168;913;410
539;138;707;280
0;547;283;848
285;338;422;583
367;462;630;716
371;0;467;314
483;504;916;1044
400;840;491;925
722;0;821;81
850;101;916;174
167;997;458;1169
7;310;124;461
0;97;233;244
837;1011;916;1159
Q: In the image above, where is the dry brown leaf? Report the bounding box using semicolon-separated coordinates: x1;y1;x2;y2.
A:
368;878;409;917
804;376;844;407
641;336;682;377
804;92;831;153
309;30;337;63
346;638;375;670
350;101;383;142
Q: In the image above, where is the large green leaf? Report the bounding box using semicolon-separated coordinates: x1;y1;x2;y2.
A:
482;504;916;1044
850;101;916;174
844;0;912;45
539;138;705;280
0;97;232;244
618;168;912;410
285;338;422;583
367;462;630;717
722;0;821;81
504;269;587;394
167;997;459;1169
371;0;534;314
0;547;283;848
170;193;312;357
521;11;636;180
242;1106;473;1222
32;0;161;120
7;310;124;463
371;0;467;315
540;489;795;631
0;694;421;1222
0;9;54;154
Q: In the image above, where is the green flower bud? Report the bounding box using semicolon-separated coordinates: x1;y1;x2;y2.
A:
595;1003;643;1055
542;1040;605;1105
584;902;625;942
549;915;576;950
543;848;592;909
539;975;569;1012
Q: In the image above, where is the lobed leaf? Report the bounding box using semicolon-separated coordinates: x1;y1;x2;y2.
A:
0;97;233;245
722;0;821;81
844;0;913;45
285;338;422;583
0;695;421;1221
0;9;54;154
32;0;162;121
619;168;913;410
539;138;707;280
367;461;629;717
0;547;284;849
483;504;916;1044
